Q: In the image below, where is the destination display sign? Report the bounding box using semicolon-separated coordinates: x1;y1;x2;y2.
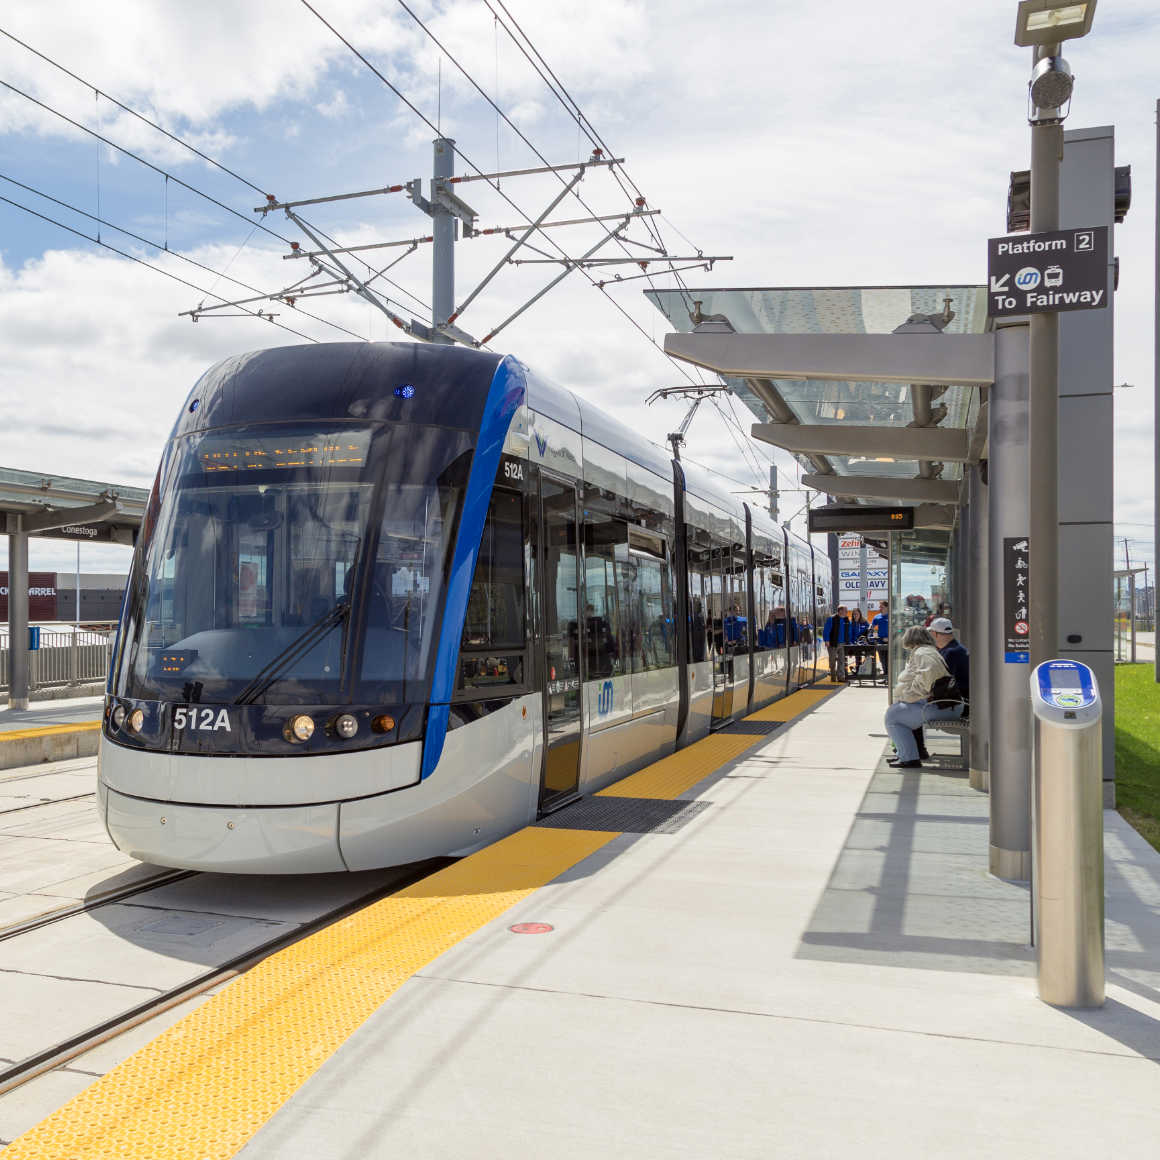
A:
809;506;913;534
987;226;1109;317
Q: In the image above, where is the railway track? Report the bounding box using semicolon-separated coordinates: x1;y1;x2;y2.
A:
0;859;444;1098
0;867;197;942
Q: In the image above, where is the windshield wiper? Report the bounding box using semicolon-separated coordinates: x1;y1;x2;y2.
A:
234;600;350;706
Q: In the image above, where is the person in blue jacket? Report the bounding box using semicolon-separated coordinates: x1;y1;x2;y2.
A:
850;608;869;640
821;605;853;682
869;600;890;677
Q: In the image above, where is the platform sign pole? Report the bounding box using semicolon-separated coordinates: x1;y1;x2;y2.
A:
989;321;1033;880
1028;62;1062;676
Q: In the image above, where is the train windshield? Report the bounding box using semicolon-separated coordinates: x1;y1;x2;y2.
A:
116;421;473;705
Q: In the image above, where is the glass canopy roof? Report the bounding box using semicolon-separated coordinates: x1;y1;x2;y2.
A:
645;286;989;489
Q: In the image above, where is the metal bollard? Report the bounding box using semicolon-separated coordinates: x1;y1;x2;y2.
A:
1030;660;1104;1008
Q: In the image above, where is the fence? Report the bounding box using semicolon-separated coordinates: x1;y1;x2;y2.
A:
0;626;114;694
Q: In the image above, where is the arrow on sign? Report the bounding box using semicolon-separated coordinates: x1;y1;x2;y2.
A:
990;273;1010;293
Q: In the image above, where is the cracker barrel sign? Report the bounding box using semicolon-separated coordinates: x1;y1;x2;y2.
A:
0;573;59;620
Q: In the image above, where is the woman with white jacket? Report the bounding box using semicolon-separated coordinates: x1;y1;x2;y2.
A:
884;625;951;768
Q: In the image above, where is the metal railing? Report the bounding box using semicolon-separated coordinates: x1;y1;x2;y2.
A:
0;626;114;694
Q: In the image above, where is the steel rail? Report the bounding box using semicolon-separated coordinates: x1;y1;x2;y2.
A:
0;859;446;1097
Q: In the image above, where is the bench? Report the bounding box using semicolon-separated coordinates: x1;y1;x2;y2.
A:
923;715;970;771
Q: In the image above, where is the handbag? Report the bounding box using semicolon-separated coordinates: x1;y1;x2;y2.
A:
927;672;965;708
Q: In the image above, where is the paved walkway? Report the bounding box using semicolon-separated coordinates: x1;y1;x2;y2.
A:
0;697;103;734
239;689;1160;1158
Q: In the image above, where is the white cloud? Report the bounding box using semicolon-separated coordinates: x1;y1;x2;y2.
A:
0;0;1155;583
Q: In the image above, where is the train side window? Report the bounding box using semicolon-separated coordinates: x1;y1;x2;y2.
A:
456;487;528;695
752;560;769;652
686;541;710;664
625;526;674;672
723;546;748;653
583;511;626;679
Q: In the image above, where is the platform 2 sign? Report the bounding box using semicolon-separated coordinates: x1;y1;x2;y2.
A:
1003;538;1030;664
987;227;1108;317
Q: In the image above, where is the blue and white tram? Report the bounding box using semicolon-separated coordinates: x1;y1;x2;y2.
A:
98;343;834;873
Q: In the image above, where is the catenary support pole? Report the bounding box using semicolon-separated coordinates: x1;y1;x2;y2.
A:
969;461;990;793
431;137;455;344
1028;64;1062;675
990;320;1032;880
7;517;29;709
1155;98;1159;683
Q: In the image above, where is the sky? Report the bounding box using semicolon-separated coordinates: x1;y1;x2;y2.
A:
0;0;1155;585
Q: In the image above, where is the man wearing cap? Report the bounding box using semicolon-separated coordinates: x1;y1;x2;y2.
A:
910;616;970;758
930;616;969;705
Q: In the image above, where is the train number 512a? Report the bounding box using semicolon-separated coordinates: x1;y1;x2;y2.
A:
173;706;232;732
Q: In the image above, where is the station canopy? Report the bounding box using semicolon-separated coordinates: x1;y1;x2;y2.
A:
645;286;990;520
0;465;149;545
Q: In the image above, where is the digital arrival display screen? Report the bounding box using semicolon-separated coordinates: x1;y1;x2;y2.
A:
808;506;915;534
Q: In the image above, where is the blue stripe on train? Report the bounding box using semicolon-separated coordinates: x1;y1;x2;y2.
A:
420;357;528;780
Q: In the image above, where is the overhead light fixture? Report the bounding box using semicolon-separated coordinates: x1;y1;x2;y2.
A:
1014;1;1096;47
1029;54;1074;111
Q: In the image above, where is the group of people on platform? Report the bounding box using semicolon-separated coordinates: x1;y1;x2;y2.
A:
823;601;971;770
821;601;890;684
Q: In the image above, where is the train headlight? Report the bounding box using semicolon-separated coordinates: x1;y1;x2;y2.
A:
111;705;126;731
127;709;145;733
286;714;315;743
372;714;396;734
334;713;359;739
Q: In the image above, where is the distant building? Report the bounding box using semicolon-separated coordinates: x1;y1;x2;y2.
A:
1;571;128;624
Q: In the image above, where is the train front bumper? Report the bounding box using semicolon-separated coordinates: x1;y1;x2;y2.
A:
101;785;347;874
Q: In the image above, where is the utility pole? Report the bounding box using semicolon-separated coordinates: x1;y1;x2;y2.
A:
431;138;457;344
191;147;727;349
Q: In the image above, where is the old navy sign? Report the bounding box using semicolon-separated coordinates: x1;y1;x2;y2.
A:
987;226;1109;318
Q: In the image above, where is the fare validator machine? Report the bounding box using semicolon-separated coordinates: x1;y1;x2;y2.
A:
1030;660;1104;1008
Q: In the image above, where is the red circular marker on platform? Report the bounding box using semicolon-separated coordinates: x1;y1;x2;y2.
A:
509;922;554;934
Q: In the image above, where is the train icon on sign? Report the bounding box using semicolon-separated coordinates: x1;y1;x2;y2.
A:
1015;267;1041;290
1044;265;1063;288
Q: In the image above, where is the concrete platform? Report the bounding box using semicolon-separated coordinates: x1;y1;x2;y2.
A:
235;688;1160;1160
0;698;103;770
8;684;1160;1159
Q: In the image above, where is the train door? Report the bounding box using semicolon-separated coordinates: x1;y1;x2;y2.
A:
710;541;733;725
534;470;583;811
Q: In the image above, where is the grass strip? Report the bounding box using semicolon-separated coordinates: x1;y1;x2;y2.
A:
1114;664;1160;853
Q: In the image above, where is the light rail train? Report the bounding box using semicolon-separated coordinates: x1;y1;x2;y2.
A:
98;344;834;872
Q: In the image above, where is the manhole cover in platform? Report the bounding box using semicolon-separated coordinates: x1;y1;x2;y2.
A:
534;796;710;834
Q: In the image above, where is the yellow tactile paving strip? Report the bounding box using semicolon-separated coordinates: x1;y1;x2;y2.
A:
598;732;760;799
0;721;100;742
746;687;836;722
5;681;840;1160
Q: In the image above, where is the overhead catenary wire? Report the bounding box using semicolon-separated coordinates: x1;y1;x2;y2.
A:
391;0;696;314
0;25;270;198
481;0;703;315
0;173;370;342
419;0;696;320
0;78;297;249
0;192;319;343
300;0;703;385
0;29;424;313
